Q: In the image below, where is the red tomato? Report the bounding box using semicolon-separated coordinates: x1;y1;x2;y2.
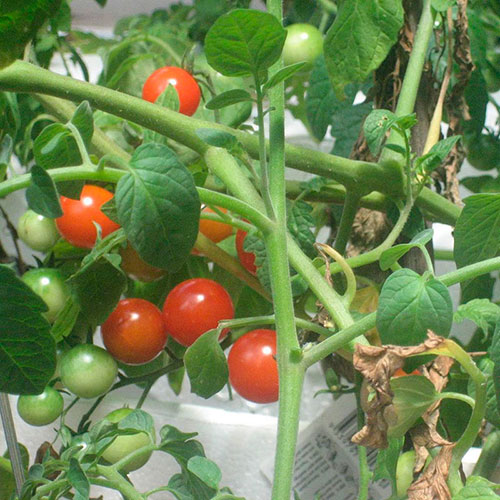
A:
142;66;201;116
228;329;279;404
162;278;234;347
393;368;421;377
56;185;120;249
120;242;165;282
199;206;233;243
101;298;167;364
236;229;257;274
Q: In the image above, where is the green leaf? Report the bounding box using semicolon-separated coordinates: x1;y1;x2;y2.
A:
372;437;404;491
454;194;500;299
0;0;62;69
379;229;434;270
33;123;81;169
159;425;198;447
184;329;228;399
0;265;55;394
70;101;94;146
156;83;180;112
463;70;489;137
195;128;238;150
454;299;500;336
415;136;461;175
324;0;404;98
263;62;307;91
67;459;89;500
431;0;456;11
117;409;155;440
115;143;200;272
25;165;62;218
187;456;222;490
330;101;372;158
454;475;500;499
205;9;287;77
377;269;453;345
490;322;500;410
461;175;500;194
388;375;438;438
363;109;398;155
50;296;80;343
0;134;13;181
205;89;253;110
235;285;272;319
69;255;127;328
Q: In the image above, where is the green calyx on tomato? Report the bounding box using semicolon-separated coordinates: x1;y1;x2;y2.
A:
17;210;59;252
21;267;71;323
56;184;121;249
142;66;201;116
101;298;167;365
59;344;118;399
17;386;64;426
283;23;323;70
162;278;234;347
228;329;279;404
101;408;155;473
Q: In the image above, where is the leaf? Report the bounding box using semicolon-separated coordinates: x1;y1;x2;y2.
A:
454;475;500;499
70;101;94;146
490;322;500;410
50;296;80;343
25;165;62;218
431;0;456;11
33;123;81;169
205;89;253;110
0;0;62;69
330;101;373;158
379;229;434;270
388;375;439;438
287;200;316;258
184;329;228;399
187;456;222;490
159;425;198;447
262;62;307;91
0;134;13;181
324;0;404;98
454;194;500;299
363;109;398;155
156;83;180;112
0;265;55;394
461;175;500;194
377;269;453;345
115;143;200;272
195;128;238;150
454;299;500;336
205;9;287;77
67;459;89;500
415;136;461;175
117;409;155;440
463;70;489;137
69;255;127;328
234;285;272;319
372;437;404;491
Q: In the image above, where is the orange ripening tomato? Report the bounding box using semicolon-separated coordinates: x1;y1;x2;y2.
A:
393;368;422;377
142;66;201;116
56;185;120;249
199;206;233;243
236;228;257;275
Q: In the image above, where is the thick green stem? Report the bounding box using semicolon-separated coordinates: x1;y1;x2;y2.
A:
0;61;461;225
334;191;360;255
95;465;145;499
440;256;500;286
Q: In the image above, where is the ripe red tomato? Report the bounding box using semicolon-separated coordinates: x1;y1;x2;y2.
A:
162;278;234;347
393;368;422;377
101;298;167;364
236;229;257;275
199;206;233;243
228;329;279;404
56;185;120;249
119;242;165;282
142;66;201;116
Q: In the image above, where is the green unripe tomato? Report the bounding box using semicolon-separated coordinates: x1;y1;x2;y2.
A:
60;344;118;399
21;268;71;323
396;450;416;498
283;23;323;70
17;210;59;252
466;134;500;171
101;408;154;473
17;386;64;426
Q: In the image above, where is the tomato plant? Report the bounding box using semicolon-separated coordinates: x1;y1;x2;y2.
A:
282;23;323;70
228;329;279;404
235;229;257;275
465;133;500;171
396;450;416;498
59;344;118;399
21;267;71;323
119;242;165;282
17;386;64;426
142;66;201;116
199;206;233;243
100;408;154;473
56;184;121;248
17;210;59;252
101;298;167;364
162;278;234;346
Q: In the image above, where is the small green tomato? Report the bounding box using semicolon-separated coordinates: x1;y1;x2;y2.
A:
283;23;323;70
101;408;154;473
17;386;64;426
396;450;416;498
17;210;59;252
